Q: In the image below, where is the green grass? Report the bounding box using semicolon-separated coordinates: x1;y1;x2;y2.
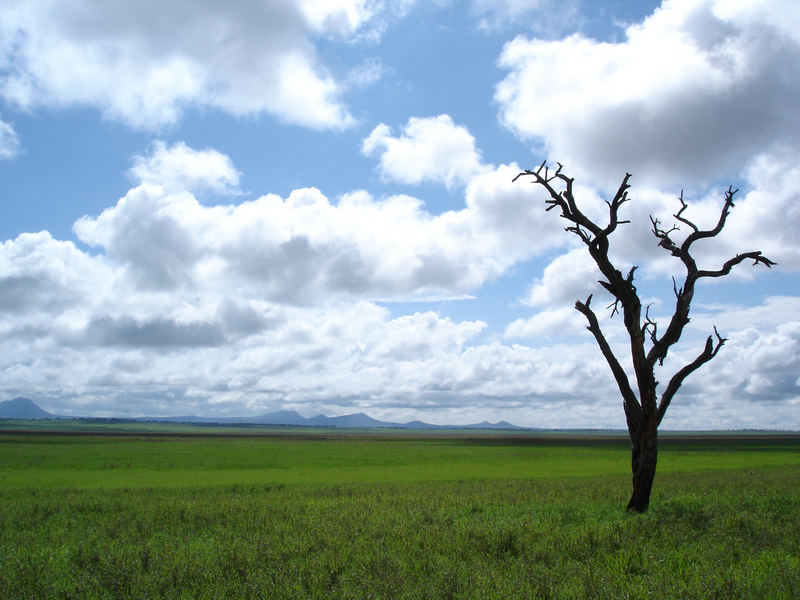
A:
0;434;630;488
1;430;798;598
2;430;798;490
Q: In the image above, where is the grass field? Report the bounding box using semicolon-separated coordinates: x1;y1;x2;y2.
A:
1;424;798;598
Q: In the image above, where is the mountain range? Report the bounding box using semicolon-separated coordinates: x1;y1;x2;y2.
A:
0;397;527;430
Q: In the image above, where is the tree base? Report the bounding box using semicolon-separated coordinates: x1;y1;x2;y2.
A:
627;428;658;513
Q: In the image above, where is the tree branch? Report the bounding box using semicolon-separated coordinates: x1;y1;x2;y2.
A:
642;304;658;347
515;164;640;322
680;186;736;252
575;295;641;439
646;190;775;369
672;190;698;234
600;173;633;238
657;327;727;425
513;163;605;241
696;251;777;280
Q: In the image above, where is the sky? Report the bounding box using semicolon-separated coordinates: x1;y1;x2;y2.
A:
0;0;798;429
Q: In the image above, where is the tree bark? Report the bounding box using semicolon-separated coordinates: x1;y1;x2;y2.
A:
627;420;658;513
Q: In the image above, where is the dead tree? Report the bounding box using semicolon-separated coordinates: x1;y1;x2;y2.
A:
514;162;775;512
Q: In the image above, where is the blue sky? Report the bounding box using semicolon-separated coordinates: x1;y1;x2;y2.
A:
1;0;798;428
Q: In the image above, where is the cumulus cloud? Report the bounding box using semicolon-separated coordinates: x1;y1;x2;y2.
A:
504;306;586;339
74;141;560;301
717;151;800;270
0;231;113;315
461;163;568;256
299;0;377;37
0;0;391;130
74;184;205;290
79;186;485;299
503;248;606;340
495;0;800;188
362;115;489;189
129;141;240;194
655;296;800;427
521;248;601;307
0;1;796;429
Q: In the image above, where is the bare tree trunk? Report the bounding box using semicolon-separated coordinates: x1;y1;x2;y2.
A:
627;421;657;512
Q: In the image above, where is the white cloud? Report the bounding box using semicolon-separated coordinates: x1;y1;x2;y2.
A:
0;0;387;130
0;231;113;316
504;306;586;339
362;115;489;189
521;248;601;307
495;0;800;188
0;1;795;430
299;0;376;37
72;186;490;300
462;163;568;258
73;143;549;301
656;297;800;426
369;311;486;361
128;141;241;194
0;117;19;159
302;0;419;41
718;151;800;270
504;247;618;339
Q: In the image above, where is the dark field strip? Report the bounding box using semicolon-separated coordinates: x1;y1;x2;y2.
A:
2;419;798;444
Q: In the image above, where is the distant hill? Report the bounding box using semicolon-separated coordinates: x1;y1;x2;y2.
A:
0;398;527;430
0;397;57;419
145;410;527;430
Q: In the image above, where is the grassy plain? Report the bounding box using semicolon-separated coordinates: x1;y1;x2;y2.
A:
1;424;798;598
